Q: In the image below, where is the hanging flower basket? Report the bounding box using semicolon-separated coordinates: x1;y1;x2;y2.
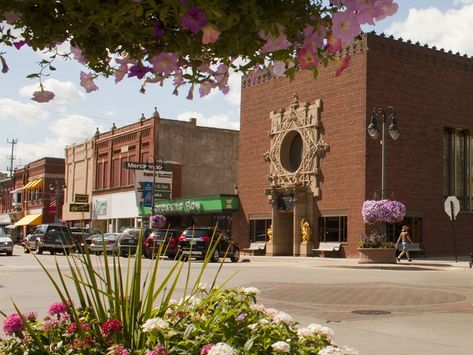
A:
361;199;406;224
151;214;167;228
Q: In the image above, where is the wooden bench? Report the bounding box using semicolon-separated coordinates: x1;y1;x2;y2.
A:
313;242;342;257
243;242;266;256
396;242;425;257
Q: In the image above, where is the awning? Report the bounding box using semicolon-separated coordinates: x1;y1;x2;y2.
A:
23;179;42;190
14;213;42;226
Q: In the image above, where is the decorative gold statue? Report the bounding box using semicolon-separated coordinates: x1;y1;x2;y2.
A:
267;224;272;241
300;218;312;242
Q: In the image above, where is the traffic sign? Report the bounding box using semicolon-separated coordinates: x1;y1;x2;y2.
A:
444;196;460;220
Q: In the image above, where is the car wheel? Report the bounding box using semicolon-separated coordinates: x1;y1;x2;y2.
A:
6;251;12;256
24;246;30;254
230;248;240;263
95;251;102;256
64;248;71;255
210;249;219;262
35;242;43;255
50;250;56;255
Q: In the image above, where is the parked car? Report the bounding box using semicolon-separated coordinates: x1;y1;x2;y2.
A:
0;229;13;256
23;224;74;255
177;227;240;262
144;229;182;259
70;227;102;252
88;233;121;255
117;228;152;257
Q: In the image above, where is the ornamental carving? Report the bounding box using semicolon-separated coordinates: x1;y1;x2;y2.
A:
264;94;329;196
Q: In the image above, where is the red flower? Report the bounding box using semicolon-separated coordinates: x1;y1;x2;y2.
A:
101;319;122;336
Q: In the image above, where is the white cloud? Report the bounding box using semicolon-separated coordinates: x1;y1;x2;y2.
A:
454;0;473;5
104;110;115;117
49;115;99;142
175;111;239;130
0;98;51;127
386;5;473;55
19;78;85;106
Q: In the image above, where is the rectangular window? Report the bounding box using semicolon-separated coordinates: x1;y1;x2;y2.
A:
248;217;272;242
444;128;472;211
318;215;347;242
386;217;423;243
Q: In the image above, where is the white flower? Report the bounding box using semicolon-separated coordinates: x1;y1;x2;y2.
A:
179;295;201;307
318;346;347;355
248;323;258;331
142;317;169;332
271;341;291;353
258;319;270;325
272;311;294;325
207;342;236;355
240;286;260;295
250;303;266;312
297;323;334;341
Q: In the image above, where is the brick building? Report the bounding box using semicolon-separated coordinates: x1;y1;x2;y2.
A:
233;33;473;258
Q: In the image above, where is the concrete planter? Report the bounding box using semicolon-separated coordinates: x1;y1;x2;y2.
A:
358;248;396;264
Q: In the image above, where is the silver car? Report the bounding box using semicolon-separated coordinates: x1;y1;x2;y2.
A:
24;224;75;255
89;233;120;254
0;230;14;256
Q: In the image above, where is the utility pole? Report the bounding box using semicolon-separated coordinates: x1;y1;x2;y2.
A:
6;139;17;178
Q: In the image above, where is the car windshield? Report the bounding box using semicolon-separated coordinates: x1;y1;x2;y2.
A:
121;230;141;238
151;230;176;238
182;229;218;238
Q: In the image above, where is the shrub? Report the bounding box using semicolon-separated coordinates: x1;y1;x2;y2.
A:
359;232;394;249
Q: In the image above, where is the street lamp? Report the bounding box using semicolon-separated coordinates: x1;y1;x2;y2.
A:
367;106;400;199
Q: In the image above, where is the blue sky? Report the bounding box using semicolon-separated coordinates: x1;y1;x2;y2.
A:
0;0;471;174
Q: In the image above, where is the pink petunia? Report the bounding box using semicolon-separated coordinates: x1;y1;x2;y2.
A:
260;25;291;53
13;40;27;50
146;345;170;355
80;71;99;93
128;63;152;79
375;0;399;22
202;24;220;44
335;55;351;77
31;90;55;103
326;35;342;54
180;6;207;33
331;11;361;44
302;24;326;49
152;20;165;38
297;44;319;69
115;63;129;83
199;80;215;97
150;52;179;75
48;301;69;316
200;344;215;355
3;313;24;335
186;84;194;100
71;46;88;65
271;61;287;77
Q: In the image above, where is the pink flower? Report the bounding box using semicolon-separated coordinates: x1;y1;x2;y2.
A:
80;71;99;93
326;35;342;54
260;25;291;53
200;344;215;355
110;345;130;355
3;11;21;24
150;52;179;75
302;24;326;49
297;44;319;69
31;90;55;103
271;61;287;77
186;84;194;100
152;21;165;38
374;0;399;22
115;63;129;83
71;46;88;64
101;319;122;336
202;24;220;44
3;313;24;335
331;11;361;44
335;55;351;77
146;345;170;355
199;80;215;97
48;301;69;316
180;6;207;33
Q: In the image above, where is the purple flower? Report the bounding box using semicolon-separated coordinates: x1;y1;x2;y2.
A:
361;200;406;224
48;301;69;316
151;214;167;228
13;40;27;50
71;46;88;64
152;21;165;38
80;71;99;93
1;55;9;73
128;64;152;79
150;52;179;75
236;313;246;322
180;6;207;33
31;90;55;103
3;313;24;335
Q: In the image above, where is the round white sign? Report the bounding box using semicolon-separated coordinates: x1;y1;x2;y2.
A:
444;196;460;220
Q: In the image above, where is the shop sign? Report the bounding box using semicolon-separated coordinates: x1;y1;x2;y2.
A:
95;200;107;215
69;203;90;212
133;170;173;210
151;195;239;216
74;194;89;203
155;200;203;214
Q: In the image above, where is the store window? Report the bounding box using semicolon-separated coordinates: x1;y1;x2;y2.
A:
249;216;272;242
386;217;423;243
444;128;472;211
318;214;347;242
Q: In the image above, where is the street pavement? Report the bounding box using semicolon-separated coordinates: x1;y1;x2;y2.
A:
0;246;472;355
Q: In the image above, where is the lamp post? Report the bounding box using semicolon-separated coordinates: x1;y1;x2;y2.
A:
367;106;400;199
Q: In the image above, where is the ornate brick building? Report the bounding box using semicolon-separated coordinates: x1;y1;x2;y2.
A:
234;33;473;258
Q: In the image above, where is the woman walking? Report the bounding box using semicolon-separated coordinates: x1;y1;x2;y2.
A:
396;225;413;262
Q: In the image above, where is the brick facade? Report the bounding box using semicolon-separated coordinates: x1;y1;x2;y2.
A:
234;33;473;258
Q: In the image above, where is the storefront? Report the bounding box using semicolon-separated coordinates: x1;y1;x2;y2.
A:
146;195;239;232
92;191;140;233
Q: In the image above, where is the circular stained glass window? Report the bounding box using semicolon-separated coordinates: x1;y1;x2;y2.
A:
280;130;303;173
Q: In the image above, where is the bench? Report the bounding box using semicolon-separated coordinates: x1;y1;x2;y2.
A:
243;242;266;256
396;242;425;258
313;242;342;257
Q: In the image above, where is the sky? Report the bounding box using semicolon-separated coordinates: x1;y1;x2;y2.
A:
1;0;473;174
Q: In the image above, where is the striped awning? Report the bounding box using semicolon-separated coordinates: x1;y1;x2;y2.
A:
23;179;42;190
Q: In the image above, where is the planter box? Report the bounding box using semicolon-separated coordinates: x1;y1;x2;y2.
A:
358;248;396;264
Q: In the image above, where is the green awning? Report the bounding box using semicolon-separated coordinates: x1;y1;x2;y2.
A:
139;194;239;216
